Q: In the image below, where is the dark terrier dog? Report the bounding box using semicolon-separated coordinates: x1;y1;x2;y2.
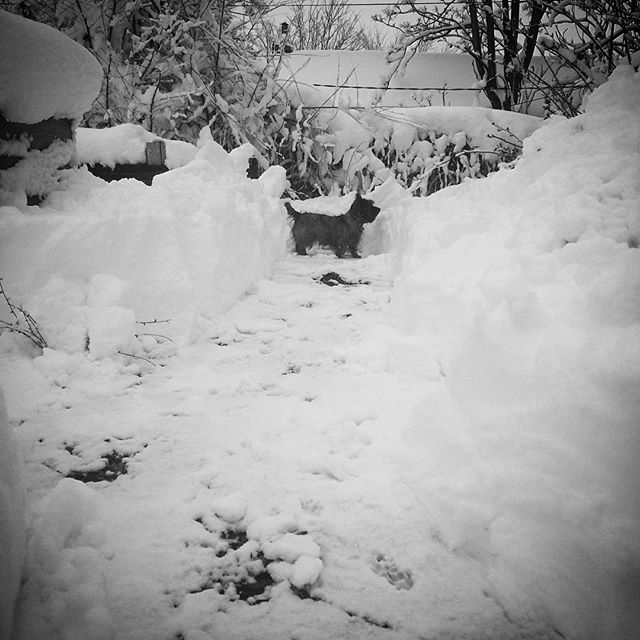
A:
285;193;381;258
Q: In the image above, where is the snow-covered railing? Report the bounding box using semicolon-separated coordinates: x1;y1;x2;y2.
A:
86;140;169;185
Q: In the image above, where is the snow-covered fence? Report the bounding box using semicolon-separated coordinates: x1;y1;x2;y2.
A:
86;140;169;185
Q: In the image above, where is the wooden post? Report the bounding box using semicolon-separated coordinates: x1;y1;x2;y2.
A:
145;140;166;166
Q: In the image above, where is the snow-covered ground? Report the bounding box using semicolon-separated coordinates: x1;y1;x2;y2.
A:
1;254;560;640
0;21;639;640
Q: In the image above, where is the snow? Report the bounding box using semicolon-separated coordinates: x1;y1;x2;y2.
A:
279;50;552;116
0;140;289;350
280;50;499;110
385;64;640;639
292;97;541;194
0;58;639;640
0;388;25;640
75;125;197;170
0;10;102;124
0;139;76;203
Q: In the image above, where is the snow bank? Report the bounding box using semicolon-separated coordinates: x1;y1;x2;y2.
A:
0;10;102;123
387;66;640;639
0;387;25;640
0;141;289;351
75;124;197;170
15;478;112;640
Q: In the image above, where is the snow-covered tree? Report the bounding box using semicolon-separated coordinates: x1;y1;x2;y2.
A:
375;0;640;116
287;0;388;50
4;0;295;153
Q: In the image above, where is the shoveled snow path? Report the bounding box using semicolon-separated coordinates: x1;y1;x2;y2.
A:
9;254;557;640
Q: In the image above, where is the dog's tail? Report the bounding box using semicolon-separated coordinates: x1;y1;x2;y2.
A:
284;201;300;221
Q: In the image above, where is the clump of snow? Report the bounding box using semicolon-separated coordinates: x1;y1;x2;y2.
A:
211;494;247;523
0;140;289;350
287;192;356;215
0;10;102;123
15;478;113;639
0;139;76;205
75;124;197;170
263;532;321;562
387;65;640;640
245;513;299;543
0;387;25;640
290;556;323;589
261;532;323;589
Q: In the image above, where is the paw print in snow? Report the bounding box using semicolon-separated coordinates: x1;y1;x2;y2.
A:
371;552;414;590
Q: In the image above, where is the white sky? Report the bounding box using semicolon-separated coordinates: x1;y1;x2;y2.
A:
266;1;397;28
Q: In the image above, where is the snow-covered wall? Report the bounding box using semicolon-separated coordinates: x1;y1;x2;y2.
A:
0;387;26;640
0;141;289;352
0;10;102;124
387;66;640;639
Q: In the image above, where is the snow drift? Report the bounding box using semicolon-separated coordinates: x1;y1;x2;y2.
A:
0;140;289;352
386;65;640;639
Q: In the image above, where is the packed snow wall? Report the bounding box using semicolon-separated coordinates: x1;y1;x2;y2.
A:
387;66;640;639
0;141;289;354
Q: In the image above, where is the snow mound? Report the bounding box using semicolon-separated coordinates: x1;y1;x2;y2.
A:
15;478;113;640
388;65;640;640
0;387;25;640
0;141;289;350
0;10;102;123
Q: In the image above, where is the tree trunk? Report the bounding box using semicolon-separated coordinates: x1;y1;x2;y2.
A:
468;0;502;109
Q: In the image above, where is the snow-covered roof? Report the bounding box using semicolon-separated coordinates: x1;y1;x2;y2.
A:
278;50;492;110
0;10;103;124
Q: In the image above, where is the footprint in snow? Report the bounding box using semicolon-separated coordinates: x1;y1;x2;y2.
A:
371;552;414;591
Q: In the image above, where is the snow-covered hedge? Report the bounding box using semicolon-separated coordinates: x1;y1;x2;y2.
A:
0;139;288;354
386;66;640;640
282;103;541;197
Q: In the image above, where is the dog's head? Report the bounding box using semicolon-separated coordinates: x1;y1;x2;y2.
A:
349;192;381;224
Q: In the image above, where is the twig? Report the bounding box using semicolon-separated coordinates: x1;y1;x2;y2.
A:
136;318;172;326
136;333;175;343
0;278;48;349
117;351;157;367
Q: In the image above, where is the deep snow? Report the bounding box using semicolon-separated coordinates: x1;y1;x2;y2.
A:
1;254;558;640
0;35;639;640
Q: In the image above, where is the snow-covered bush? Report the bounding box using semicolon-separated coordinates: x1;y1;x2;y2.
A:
281;100;540;197
386;65;640;640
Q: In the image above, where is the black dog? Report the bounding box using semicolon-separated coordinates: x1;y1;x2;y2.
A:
285;193;381;258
